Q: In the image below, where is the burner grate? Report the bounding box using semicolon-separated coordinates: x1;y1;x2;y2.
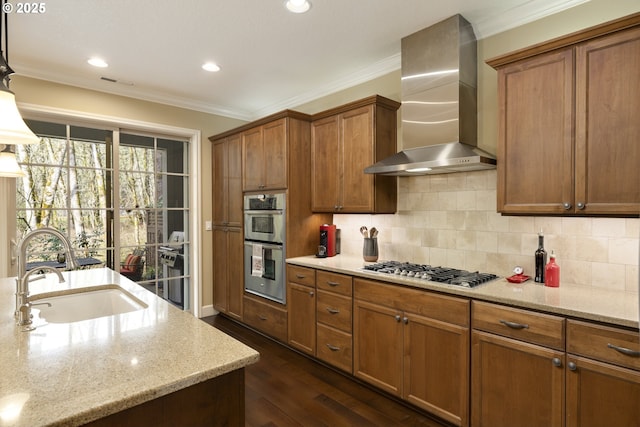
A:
364;261;498;288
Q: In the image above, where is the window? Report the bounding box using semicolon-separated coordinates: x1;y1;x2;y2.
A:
16;120;191;310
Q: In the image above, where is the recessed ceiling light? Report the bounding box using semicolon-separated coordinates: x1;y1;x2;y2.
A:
202;62;220;72
88;58;108;68
285;0;310;13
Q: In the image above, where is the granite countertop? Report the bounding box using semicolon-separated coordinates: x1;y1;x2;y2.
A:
287;255;639;329
0;268;259;427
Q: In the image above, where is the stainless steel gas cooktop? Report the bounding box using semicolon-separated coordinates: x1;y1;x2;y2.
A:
363;261;498;288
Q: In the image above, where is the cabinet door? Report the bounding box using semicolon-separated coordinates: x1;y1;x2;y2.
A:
262;119;287;190
496;49;574;214
575;27;640;215
212;140;228;226
353;299;403;396
566;355;640;427
287;281;316;355
341;105;375;212
227;227;244;320
311;115;341;211
226;134;243;227
212;228;228;313
242;126;264;191
471;330;564;427
405;313;469;427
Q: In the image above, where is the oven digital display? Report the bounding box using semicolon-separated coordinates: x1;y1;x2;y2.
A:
251;216;274;234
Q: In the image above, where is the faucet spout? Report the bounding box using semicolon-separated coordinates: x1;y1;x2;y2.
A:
15;227;77;328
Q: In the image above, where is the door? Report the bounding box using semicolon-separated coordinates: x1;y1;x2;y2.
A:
341;105;375;212
311;115;341;211
242;126;264;191
243;242;285;304
353;299;403;396
566;355;640;427
287;281;316;355
471;330;564;427
404;313;469;427
262;119;287;190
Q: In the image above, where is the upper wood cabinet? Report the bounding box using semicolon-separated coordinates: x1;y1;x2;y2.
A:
243;118;287;191
487;14;640;216
311;95;400;214
212;134;243;227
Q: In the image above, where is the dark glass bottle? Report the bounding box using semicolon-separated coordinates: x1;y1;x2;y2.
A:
535;231;547;283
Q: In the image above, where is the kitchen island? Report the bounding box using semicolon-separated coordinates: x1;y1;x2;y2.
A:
0;268;259;427
287;255;639;328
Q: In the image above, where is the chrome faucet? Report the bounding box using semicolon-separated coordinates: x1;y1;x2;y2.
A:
15;227;79;328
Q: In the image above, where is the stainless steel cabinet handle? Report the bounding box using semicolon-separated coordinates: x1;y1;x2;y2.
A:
568;362;577;371
563;202;572;210
309;291;314;297
552;357;562;367
499;319;529;330
326;307;340;314
577;202;585;210
395;315;401;322
607;343;640;357
334;205;339;210
403;317;409;324
326;344;340;352
327;281;340;287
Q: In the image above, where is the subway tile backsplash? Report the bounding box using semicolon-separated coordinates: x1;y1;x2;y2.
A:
333;170;640;292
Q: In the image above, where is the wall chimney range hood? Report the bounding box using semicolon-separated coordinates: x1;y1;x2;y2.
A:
365;14;496;176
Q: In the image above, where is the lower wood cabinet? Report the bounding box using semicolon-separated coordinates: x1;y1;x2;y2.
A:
212;227;243;320
354;278;470;427
471;301;566;427
287;265;316;355
243;294;287;342
565;320;640;427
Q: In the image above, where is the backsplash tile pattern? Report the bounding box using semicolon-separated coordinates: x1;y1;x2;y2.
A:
333;170;639;292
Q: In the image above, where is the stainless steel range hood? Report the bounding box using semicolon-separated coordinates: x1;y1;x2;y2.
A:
365;14;496;176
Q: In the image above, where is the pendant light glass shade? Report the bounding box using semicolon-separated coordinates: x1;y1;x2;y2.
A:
0;88;39;145
0;146;25;177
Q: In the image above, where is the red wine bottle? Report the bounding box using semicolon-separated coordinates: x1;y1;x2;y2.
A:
535;230;547;283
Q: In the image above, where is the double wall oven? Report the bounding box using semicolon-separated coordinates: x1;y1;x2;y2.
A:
243;192;286;304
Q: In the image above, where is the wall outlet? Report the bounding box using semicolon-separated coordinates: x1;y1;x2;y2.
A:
205;220;212;231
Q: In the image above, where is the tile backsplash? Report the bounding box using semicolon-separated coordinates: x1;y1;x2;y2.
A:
333;170;639;292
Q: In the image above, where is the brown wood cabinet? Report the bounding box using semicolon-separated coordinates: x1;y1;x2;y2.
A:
286;265;316;355
354;278;470;427
471;301;566;427
212;134;243;227
212;227;243;320
243;294;288;342
242;118;288;191
487;14;640;216
311;95;400;214
315;270;353;373
565;320;640;427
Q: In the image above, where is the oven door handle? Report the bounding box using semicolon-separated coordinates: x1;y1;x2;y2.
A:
244;210;284;215
244;242;283;250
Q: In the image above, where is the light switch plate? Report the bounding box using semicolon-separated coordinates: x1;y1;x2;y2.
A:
205;220;212;231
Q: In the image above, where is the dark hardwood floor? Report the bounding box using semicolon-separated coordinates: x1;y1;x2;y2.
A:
202;314;449;427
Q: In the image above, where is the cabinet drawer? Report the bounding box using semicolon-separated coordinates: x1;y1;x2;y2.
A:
317;323;353;373
287;265;316;287
243;296;287;342
567;320;640;371
317;290;352;332
317;271;353;296
472;301;565;350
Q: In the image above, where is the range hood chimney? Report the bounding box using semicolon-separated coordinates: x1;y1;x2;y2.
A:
365;14;496;176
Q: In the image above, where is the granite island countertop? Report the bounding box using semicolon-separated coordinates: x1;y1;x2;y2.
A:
0;268;259;427
287;255;639;329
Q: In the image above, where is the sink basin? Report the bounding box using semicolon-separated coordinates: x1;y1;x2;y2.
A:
32;285;148;323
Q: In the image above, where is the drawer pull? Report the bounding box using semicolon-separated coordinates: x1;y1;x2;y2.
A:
552;358;562;367
326;307;340;314
499;319;529;330
327;281;340;287
607;343;640;357
326;344;341;352
258;315;267;321
296;274;306;279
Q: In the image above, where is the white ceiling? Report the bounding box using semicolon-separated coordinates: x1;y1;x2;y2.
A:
7;0;587;121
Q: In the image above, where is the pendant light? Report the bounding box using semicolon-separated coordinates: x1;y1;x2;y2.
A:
0;144;24;177
0;0;38;145
0;0;38;177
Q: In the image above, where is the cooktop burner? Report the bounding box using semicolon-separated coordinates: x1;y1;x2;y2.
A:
363;261;498;288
